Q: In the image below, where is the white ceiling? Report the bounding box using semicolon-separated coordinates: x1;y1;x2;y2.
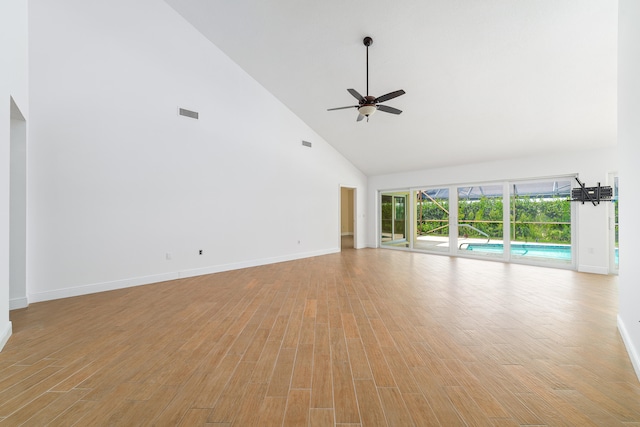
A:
164;0;618;176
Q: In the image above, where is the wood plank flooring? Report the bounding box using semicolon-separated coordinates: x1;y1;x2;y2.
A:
1;248;639;426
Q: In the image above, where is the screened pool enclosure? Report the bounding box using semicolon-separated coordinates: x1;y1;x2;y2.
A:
380;179;577;267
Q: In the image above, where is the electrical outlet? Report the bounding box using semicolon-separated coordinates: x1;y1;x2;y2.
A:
166;252;172;260
199;249;203;255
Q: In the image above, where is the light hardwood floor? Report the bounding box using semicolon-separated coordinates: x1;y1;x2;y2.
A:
1;248;639;426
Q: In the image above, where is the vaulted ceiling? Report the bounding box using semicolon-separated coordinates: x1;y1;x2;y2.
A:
164;0;617;176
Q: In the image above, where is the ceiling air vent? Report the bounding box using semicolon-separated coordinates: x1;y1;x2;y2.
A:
178;108;199;120
302;140;312;148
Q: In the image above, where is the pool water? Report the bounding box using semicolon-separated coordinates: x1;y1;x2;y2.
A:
464;243;572;260
464;243;619;264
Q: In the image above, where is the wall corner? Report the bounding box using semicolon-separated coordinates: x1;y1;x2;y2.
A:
618;314;640;383
0;321;12;352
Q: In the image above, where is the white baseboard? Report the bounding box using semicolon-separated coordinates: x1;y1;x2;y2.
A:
28;248;340;304
0;321;12;352
9;297;28;310
178;248;339;279
618;315;640;383
29;271;180;303
578;264;609;275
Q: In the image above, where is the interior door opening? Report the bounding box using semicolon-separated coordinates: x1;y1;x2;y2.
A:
340;187;356;250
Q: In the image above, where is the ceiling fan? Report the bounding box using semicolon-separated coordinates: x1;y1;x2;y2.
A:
328;36;405;122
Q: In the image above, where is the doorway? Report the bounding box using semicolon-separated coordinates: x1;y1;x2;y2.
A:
10;97;27;310
340;187;356;250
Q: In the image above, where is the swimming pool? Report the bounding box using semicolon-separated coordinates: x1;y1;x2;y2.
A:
463;243;619;264
463;243;572;260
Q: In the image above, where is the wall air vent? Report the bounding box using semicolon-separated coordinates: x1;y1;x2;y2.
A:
302;140;312;148
178;108;199;119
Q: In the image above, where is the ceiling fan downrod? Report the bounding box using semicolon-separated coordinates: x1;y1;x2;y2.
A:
364;36;373;96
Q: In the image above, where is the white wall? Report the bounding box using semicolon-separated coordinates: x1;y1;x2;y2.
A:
0;0;28;351
27;0;367;302
618;0;640;380
10;100;28;310
367;147;617;273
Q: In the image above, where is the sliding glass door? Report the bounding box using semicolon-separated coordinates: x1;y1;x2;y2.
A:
456;184;504;258
610;175;619;273
379;176;576;269
415;188;450;252
381;192;409;247
509;180;572;265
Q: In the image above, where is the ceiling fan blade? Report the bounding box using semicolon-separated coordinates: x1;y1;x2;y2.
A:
375;89;405;104
348;89;365;102
357;113;365;122
377;104;402;115
327;105;358;111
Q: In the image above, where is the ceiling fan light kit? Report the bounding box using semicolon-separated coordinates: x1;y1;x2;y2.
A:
328;36;405;122
358;104;377;116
